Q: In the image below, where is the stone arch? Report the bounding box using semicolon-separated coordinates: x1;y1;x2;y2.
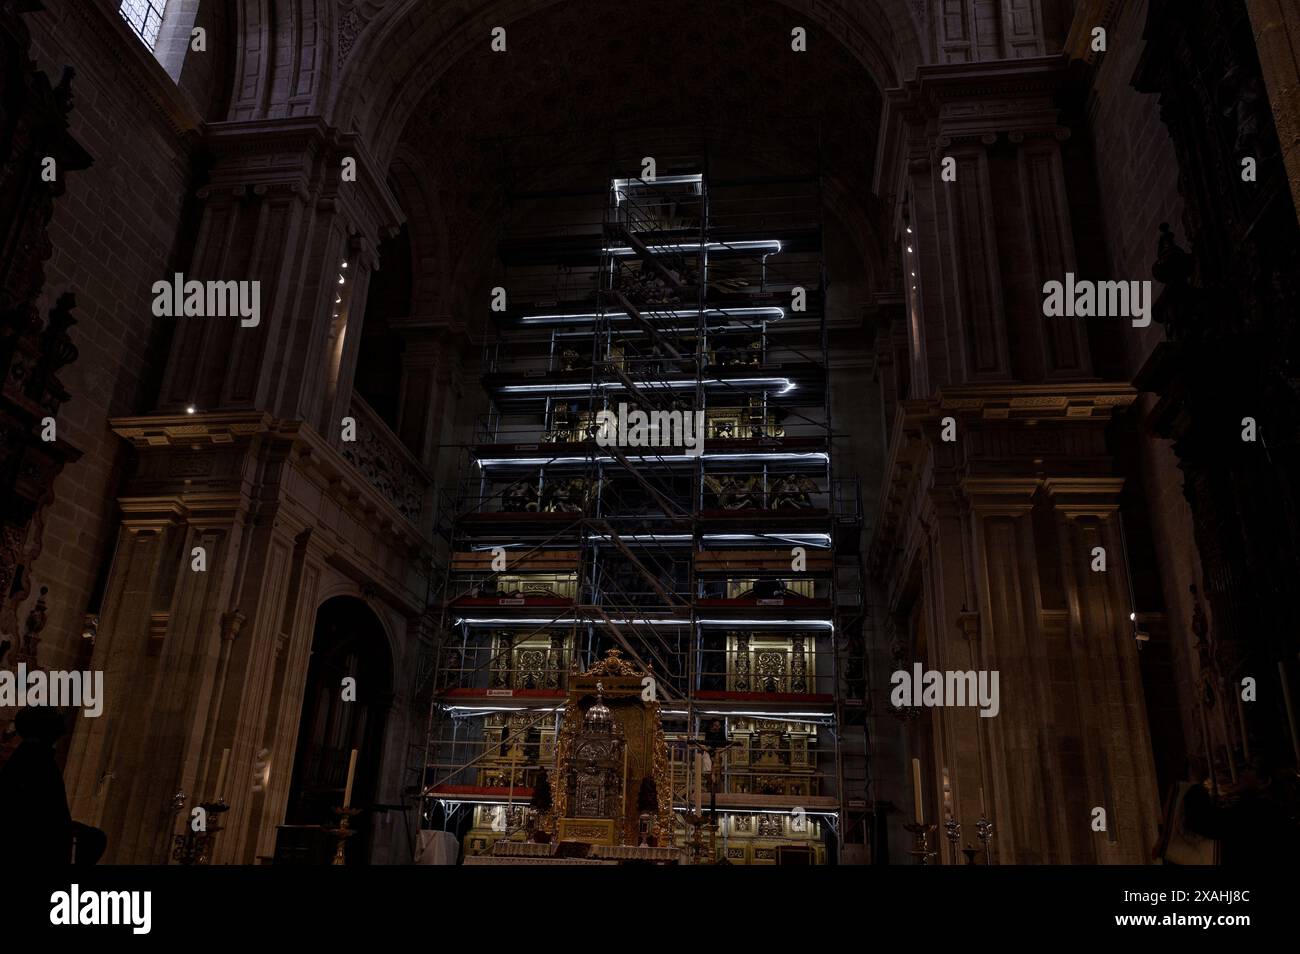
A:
387;145;450;317
311;577;404;668
330;0;925;169
282;593;396;862
227;0;335;121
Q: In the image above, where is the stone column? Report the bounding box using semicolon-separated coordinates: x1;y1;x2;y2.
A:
390;317;453;470
917;463;989;863
156;119;402;438
63;426;256;862
1044;477;1162;863
962;477;1063;863
877;57;1094;392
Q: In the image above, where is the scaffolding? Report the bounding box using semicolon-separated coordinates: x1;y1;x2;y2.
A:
416;140;871;864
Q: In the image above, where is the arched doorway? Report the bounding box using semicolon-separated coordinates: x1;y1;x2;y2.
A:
283;596;394;864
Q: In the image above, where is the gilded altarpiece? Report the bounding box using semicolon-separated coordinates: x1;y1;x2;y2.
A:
725;632;814;694
488;631;570;691
553;650;672;845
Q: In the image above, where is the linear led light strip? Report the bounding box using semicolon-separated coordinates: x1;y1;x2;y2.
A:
475;451;828;467
670;806;837;817
661;710;834;721
520;306;785;325
587;532;832;546
442;705;563;714
611;174;703;202
453;617;835;629
605;240;782;255
429;797;835;818
553;322;773;338
495;376;797;395
471;532;831;547
439;706;832;722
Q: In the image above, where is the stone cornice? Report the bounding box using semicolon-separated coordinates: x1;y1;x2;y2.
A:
867;381;1139;581
109;411;431;554
70;0;203;139
111;411;274;447
874;54;1074;202
199;117;404;242
931;381;1138;420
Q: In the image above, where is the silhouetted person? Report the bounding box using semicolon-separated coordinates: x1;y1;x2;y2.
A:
0;707;74;864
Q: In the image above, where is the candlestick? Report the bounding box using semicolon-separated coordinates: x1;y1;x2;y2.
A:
944;816;962;865
911;758;923;824
977;814;995;864
694;748;703;814
342;748;358;809
214;748;230;801
329;806;361;866
903;822;937;865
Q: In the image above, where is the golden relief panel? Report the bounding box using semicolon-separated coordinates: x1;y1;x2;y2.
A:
725;634;814;694
488;632;572;691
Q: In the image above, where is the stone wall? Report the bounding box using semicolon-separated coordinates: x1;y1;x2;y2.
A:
19;0;206;677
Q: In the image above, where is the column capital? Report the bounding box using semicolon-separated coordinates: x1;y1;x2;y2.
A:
961;477;1040;515
1042;477;1127;518
875;55;1076;199
198;118;404;245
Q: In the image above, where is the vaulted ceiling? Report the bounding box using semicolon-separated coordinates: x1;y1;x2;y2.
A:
390;0;892;317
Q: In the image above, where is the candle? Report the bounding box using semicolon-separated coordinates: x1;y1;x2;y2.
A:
342;748;358;809
694;748;703;814
979;786;986;816
911;758;923;824
214;748;230;801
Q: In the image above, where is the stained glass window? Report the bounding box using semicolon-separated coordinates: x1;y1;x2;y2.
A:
118;0;168;50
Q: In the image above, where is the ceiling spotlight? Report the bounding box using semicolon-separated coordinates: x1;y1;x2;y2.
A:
907;246;914;253
906;226;913;234
341;261;348;268
1129;612;1137;621
335;295;342;303
185;405;196;414
338;275;345;284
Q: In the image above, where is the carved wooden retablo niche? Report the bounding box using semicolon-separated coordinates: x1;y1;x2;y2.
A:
554;649;672;845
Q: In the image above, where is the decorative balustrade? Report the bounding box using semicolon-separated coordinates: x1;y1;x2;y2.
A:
340;395;429;526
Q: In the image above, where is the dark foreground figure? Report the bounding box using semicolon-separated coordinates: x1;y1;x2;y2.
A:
0;707;105;865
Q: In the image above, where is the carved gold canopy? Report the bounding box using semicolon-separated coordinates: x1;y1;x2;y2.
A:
554;649;672;843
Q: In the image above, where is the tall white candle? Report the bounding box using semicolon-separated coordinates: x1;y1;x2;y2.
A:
343;748;359;809
694;749;703;813
911;758;923;824
214;748;230;801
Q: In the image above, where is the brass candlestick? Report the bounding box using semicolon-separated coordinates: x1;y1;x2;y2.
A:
976;814;995;864
944;816;962;864
684;810;715;864
172;798;229;865
328;806;362;865
903;822;937;865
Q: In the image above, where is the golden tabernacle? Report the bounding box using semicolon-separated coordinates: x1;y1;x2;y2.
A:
552;650;673;848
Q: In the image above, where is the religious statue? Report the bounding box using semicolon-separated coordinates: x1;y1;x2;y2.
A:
501;478;539;513
770;474;816;510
